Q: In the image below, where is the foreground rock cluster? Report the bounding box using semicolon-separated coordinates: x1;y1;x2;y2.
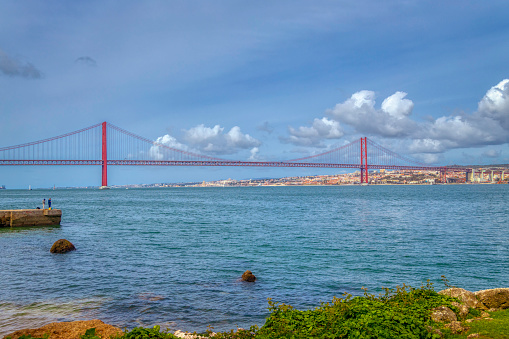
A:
3;287;508;339
431;287;509;336
3;319;122;339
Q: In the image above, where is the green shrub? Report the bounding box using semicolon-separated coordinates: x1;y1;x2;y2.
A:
253;281;457;339
467;307;481;319
115;325;178;339
81;328;101;339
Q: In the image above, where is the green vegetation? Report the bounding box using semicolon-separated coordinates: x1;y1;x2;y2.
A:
6;282;509;339
112;325;178;339
448;309;509;339
204;282;458;338
248;282;456;339
81;328;101;339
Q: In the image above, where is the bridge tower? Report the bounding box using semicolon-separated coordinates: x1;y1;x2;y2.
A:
102;121;108;187
360;137;368;184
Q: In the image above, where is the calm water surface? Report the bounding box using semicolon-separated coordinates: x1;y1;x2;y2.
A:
0;185;508;335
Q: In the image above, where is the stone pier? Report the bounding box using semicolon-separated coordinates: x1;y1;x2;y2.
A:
0;209;62;227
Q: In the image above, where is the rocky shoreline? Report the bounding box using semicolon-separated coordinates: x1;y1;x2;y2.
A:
431;287;509;336
3;287;508;339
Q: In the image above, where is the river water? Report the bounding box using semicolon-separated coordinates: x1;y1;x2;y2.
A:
0;185;508;335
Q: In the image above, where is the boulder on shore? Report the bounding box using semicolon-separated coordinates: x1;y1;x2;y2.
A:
2;319;122;339
50;239;76;253
241;270;256;282
444;320;469;334
451;301;469;319
475;288;509;310
438;288;484;309
431;306;457;323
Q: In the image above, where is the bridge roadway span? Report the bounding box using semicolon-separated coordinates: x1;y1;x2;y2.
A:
0;159;452;172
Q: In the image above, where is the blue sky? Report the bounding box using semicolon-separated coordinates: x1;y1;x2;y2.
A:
1;1;509;188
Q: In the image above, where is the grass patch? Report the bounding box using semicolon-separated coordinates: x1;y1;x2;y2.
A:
447;309;509;339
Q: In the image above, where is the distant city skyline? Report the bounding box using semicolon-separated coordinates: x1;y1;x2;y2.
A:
1;1;508;188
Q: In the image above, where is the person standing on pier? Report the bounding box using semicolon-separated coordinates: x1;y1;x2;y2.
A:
48;198;51;210
42;198;46;209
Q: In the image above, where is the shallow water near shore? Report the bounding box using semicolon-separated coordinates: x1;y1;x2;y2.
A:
0;185;508;336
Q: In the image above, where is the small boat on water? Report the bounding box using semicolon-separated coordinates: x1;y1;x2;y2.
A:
28;185;32;190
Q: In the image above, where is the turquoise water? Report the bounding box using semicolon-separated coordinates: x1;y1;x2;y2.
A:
0;185;508;335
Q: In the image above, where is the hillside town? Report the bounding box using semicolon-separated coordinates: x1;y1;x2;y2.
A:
133;167;508;188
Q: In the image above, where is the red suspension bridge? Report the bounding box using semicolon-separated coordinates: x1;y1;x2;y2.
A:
0;122;462;186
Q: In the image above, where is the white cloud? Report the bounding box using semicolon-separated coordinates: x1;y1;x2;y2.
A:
477;79;509;130
284;79;509;164
409;138;446;153
284;117;343;147
150;124;262;159
411;79;509;153
183;124;261;155
412;153;442;164
248;147;260;161
327;90;417;137
421;116;496;146
381;91;414;119
149;134;190;160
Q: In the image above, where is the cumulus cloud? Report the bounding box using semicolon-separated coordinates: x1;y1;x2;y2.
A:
248;147;260;161
410;79;509;154
75;56;97;67
381;91;414;119
283;79;509;164
409;138;447;153
149;134;191;160
327;90;417;137
150;124;262;159
183;124;261;155
283;117;343;147
0;49;42;79
477;79;509;130
412;153;443;164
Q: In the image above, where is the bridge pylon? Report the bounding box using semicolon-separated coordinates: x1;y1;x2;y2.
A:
360;137;368;184
101;121;108;187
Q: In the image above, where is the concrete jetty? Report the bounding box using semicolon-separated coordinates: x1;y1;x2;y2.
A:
0;209;62;227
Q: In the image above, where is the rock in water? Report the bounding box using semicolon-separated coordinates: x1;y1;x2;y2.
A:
242;270;256;282
50;239;76;253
